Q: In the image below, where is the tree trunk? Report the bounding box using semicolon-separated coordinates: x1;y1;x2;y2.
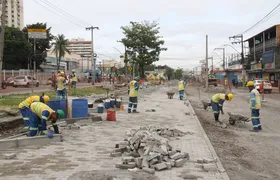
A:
139;64;145;78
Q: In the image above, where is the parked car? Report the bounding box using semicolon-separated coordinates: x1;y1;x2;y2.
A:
13;75;40;88
253;79;272;93
5;77;15;87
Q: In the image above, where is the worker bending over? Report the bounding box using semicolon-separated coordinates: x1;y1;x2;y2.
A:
128;76;140;113
18;94;50;130
178;79;185;100
56;72;66;99
247;81;262;132
211;93;233;122
29;102;64;137
71;69;77;89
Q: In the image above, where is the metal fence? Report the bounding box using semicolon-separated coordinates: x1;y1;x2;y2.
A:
1;69;84;84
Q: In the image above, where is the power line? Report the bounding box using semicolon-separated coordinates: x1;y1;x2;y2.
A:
32;0;85;28
242;2;280;34
40;0;91;26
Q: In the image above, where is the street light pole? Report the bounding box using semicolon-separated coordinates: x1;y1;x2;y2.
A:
0;0;7;87
86;26;99;85
214;48;225;70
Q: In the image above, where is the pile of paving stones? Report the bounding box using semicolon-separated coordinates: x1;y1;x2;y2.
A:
111;126;189;174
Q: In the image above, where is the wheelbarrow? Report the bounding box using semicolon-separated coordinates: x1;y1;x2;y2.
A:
228;112;250;125
167;91;175;99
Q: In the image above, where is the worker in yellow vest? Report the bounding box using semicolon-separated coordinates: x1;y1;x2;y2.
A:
247;81;262;132
71;69;77;89
29;102;65;137
211;93;233;123
18;94;50;130
128;76;140;113
178;79;185;100
56;72;66;99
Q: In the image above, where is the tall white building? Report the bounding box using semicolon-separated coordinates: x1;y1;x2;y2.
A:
0;0;24;29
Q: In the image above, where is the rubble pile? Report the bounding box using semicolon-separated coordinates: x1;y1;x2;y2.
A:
111;127;190;174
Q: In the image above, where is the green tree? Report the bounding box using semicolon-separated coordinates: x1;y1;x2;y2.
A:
22;23;54;71
52;34;70;71
120;21;167;78
165;66;174;80
175;68;183;79
3;27;32;70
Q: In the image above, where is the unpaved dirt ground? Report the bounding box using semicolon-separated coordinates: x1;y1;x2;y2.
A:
187;82;280;180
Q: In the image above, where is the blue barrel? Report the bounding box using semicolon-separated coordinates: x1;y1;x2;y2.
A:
72;99;88;118
59;100;67;116
104;99;111;109
47;100;60;111
98;104;104;113
110;98;116;108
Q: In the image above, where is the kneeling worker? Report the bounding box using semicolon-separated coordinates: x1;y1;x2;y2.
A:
29;102;65;137
19;94;50;130
211;93;233;122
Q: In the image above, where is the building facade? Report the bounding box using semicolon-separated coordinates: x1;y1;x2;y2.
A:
245;24;280;87
0;0;24;29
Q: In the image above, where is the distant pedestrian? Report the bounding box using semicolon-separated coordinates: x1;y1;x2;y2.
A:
246;81;262;132
178;79;185;100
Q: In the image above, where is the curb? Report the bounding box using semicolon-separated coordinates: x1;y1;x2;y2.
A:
187;99;231;180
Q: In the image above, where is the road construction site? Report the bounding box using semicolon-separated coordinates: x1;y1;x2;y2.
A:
187;82;280;180
0;83;230;180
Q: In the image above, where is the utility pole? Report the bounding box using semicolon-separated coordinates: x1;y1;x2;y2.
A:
206;35;209;90
86;26;99;85
229;34;244;65
214;48;225;70
0;0;7;87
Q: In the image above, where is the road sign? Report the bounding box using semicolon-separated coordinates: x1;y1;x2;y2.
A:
28;28;47;39
128;66;132;71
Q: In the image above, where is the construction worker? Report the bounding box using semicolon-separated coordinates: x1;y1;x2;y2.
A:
128;76;140;113
71;69;77;88
247;81;262;132
56;72;66;99
178;79;185;100
211;93;233;123
18;94;50;131
29;102;65;137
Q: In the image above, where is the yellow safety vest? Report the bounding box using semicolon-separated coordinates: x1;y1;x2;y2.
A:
129;80;138;97
57;76;65;90
249;89;261;109
211;93;225;103
178;81;185;91
30;102;55;120
72;73;77;82
18;95;40;109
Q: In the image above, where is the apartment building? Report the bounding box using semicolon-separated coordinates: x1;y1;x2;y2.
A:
245;24;280;87
0;0;24;29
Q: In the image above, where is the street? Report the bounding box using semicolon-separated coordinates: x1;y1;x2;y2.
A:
0;85;229;180
0;82;96;95
187;83;280;180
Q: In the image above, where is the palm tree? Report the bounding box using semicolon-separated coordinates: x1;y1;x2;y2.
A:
52;34;70;72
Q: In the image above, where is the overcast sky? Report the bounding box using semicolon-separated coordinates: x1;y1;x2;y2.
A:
24;0;280;69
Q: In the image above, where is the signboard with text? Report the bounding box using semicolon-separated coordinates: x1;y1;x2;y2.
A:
28;29;47;39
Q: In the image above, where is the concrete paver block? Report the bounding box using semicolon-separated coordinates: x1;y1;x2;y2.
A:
121;156;135;163
155;162;167;171
116;163;136;169
4;153;16;159
165;162;172;169
175;158;187;167
141;158;149;168
170;152;183;160
203;164;218;172
134;157;142;168
17;134;62;147
0;139;17;150
203;158;217;164
168;150;176;157
147;153;160;161
138;149;144;156
142;168;155;174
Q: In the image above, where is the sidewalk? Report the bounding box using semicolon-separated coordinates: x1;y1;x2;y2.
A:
0;86;229;180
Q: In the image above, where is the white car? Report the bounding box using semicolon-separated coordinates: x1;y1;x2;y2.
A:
253;80;272;93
